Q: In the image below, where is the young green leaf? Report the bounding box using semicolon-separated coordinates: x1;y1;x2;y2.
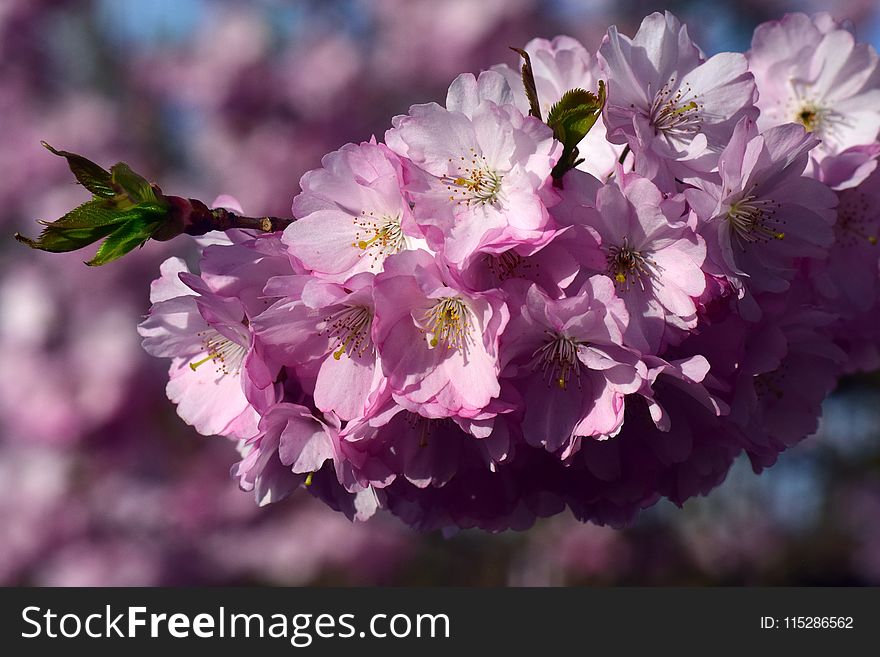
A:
110;162;161;206
547;81;607;184
14;199;129;253
17;145;293;265
510;47;542;121
85;210;167;266
41;141;115;198
546;84;605;150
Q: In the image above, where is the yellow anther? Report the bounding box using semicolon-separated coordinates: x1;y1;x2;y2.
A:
189;355;212;371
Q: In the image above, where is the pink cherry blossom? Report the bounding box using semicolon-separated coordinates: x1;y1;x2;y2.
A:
139;257;264;439
571;173;706;353
139;234;293;439
500;277;645;457
372;249;509;417
385;84;561;265
748;12;880;189
282;140;424;281
686;117;837;298
252;272;382;421
599;11;758;185
233;402;335;505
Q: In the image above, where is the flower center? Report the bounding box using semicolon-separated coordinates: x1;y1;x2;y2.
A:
531;331;583;391
650;78;702;139
486;250;530;281
422;296;472;350
189;329;248;375
836;193;879;248
794;102;828;133
787;79;842;141
606;237;659;290
352;213;406;267
323;305;373;360
754;367;786;401
444;148;503;206
404;413;452;447
726;193;785;247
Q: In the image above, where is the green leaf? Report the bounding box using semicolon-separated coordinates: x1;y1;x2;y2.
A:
42;142;116;198
546;84;605;149
86;209;168;266
547;82;607;184
16;198;168;262
510;47;542;121
110;162;160;206
14;199;128;253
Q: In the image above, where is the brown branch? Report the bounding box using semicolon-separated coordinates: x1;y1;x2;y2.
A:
152;196;294;241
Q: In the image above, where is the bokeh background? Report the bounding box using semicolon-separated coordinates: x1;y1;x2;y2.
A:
2;0;880;586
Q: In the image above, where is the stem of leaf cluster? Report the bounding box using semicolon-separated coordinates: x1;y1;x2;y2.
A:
154;196;293;240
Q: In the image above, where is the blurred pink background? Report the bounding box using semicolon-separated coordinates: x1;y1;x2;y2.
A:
2;0;879;585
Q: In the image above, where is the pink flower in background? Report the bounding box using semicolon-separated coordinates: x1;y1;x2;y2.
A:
283;140;423;281
748;12;880;189
0;262;140;445
386;80;561;264
599;11;758;184
492;36;623;179
573;174;706;353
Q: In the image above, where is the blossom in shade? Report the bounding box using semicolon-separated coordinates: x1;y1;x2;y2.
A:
686;118;837;297
572;174;706;353
458;236;580;298
598;11;758;184
747;12;880;189
810;168;880;314
500;277;645;457
730;290;846;470
233;402;337;505
282;140;423;281
385;76;561;264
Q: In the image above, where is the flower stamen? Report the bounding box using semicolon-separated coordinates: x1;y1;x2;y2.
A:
422;297;472;351
606;237;660;291
444;148;503;206
726;192;785;247
189;329;248;375
650;77;703;139
351;212;406;268
323;305;374;360
531;331;584;390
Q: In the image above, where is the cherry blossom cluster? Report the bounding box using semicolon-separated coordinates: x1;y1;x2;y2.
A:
139;12;880;531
